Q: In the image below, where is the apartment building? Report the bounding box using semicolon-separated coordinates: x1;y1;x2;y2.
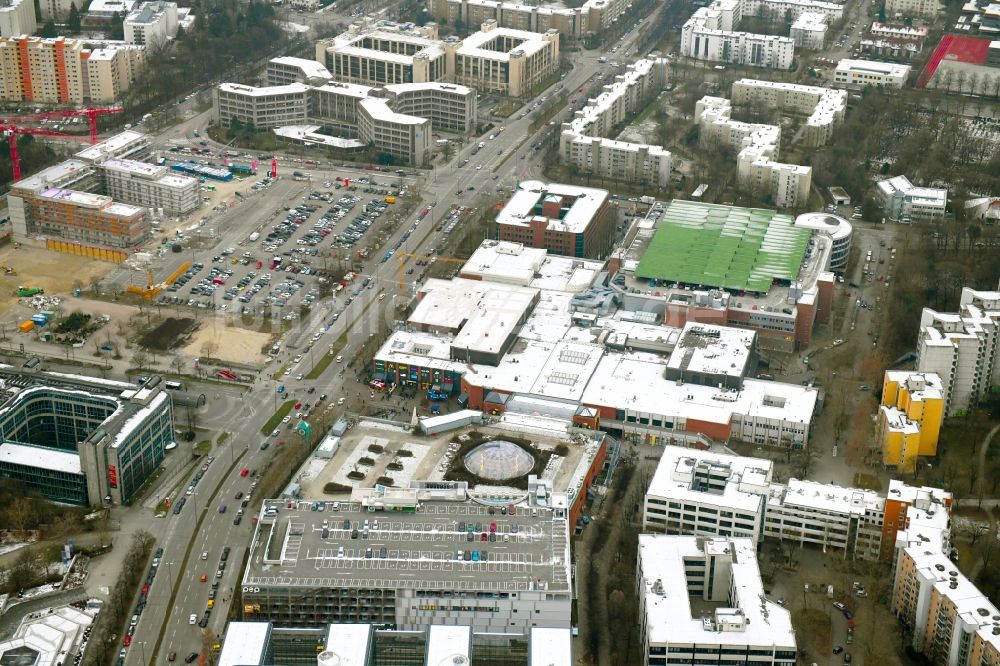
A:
916;287;1000;416
0;36;143;103
102;159;200;216
213;83;310;129
242;482;571;634
695;95;812;208
383;82;477;133
357;97;431;165
426;0;630;38
316;27;447;86
683;19;796;69
790;11;828;48
643;446;952;562
637;535;797;666
731;79;847;146
886;0;940;18
877;371;944;473
876;174;947;221
124;1;180;47
834;58;912;88
265;56;332;86
495;181;613;259
84;46;145;103
560;58;672;187
0;0;36;38
454;22;560;97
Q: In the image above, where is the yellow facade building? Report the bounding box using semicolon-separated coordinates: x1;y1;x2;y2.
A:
877;371;944;473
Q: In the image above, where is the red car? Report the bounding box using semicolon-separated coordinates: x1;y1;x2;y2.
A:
141;584;150;595
294;402;302;409
124;635;132;647
489;522;496;533
240;468;249;477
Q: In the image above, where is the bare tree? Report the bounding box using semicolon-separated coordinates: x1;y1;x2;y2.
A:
170;354;186;374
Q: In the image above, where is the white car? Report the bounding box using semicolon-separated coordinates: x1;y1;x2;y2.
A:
337;397;346;406
296;373;304;381
189;614;197;625
294;355;302;363
282;415;291;424
475;165;483;170
336;356;344;363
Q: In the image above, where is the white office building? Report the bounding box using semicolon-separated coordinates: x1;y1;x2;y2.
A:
316;26;448;86
265;56;332;86
560;58;672;187
357;97;431;165
875;174;947;222
124;1;180;47
637;535;797;666
101;158;200;216
383;82;477;133
0;0;36;38
454;22;560;97
833;58;911;88
916;287;1000;416
642;447;773;542
213;83;310;129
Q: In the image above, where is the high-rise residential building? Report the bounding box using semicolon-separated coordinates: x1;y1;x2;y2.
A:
877;371;944;472
0;0;36;38
916;287;1000;416
0;37;144;104
124;1;180;47
637;535;797;666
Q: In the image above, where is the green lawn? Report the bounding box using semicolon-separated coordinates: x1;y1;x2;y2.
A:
260;400;295;435
193;440;212;455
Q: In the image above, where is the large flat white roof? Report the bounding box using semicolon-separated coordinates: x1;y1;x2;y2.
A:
497;179;609;234
645;445;773;513
321;624;372;665
74;130;147;162
666;321;755;378
0;442;82;475
582;354;817;427
638;535;796;648
358;97;426;125
218;82;310;97
424;625;471;665
312;80;376;99
412;277;538;342
38;187;110;209
835;58;911;77
769;478;883;516
458;26;553;61
331;29;444;62
529;627;572;666
269;55;332;80
217;622;271;666
13;160;91;193
384;81;475;96
102;158;163;178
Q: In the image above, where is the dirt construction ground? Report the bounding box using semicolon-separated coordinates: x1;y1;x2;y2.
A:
0;243;116;313
182;321;270;364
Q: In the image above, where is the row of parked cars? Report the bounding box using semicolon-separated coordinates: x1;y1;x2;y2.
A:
116;546;165;664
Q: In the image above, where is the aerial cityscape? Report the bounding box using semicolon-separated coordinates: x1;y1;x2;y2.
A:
0;0;996;663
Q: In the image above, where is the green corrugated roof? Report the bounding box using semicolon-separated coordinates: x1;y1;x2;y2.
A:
635;200;810;292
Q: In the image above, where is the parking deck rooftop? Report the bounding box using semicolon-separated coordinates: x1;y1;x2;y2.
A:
244;495;570;593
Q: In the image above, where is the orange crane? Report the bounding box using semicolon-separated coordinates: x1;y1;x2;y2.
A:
0;107;123;181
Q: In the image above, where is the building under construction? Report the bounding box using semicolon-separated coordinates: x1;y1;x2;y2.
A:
8;130;199;249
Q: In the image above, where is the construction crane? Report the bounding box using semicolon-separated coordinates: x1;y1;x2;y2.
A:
0;107;123;181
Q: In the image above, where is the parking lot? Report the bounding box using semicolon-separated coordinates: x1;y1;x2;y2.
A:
155;179;409;322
